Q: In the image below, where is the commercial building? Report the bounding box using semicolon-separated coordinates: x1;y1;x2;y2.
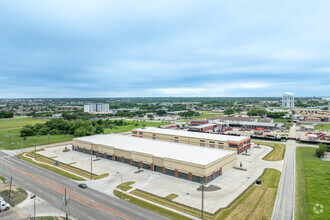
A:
72;134;238;184
189;123;217;132
132;127;251;154
282;92;294;108
84;104;110;113
190;119;209;126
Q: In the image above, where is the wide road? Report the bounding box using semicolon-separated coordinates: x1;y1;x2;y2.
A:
272;125;296;220
0;151;169;220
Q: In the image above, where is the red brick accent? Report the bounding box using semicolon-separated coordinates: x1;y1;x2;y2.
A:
90;150;93;155
204;176;207;184
77;146;79;152
83;148;86;153
174;169;178;177
112;154;115;161
97;151;99;157
130;159;133;166
104;153;107;159
220;167;222;175
151;164;154;171
188;172;192;181
121;157;124;163
212;171;215;180
162;167;165;174
140;161;143;168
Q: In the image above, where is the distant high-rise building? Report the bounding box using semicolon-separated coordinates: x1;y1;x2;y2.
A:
84;104;109;113
282;92;294;108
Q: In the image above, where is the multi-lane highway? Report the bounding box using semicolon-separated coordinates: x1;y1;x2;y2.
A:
0;151;169;220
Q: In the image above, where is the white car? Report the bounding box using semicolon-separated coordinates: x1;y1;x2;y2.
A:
0;201;10;212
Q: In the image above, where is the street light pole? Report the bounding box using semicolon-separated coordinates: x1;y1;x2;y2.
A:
0;142;4;178
31;194;36;220
90;155;92;179
34;144;37;160
201;181;204;219
47;133;50;145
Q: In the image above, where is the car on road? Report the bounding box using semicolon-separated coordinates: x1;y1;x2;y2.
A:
78;183;87;189
0;201;10;212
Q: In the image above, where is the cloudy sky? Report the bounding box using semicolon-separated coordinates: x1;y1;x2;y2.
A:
1;0;329;98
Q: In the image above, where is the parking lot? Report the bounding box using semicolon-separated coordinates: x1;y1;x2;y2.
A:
38;143;283;213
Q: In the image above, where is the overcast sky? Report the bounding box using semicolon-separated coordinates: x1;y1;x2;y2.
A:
1;0;329;98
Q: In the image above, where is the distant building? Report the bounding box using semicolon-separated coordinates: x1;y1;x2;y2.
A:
84;104;109;113
282;92;294;108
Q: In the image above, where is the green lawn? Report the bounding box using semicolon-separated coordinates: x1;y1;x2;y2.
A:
253;142;286;161
104;121;170;134
314;124;330;130
0;117;48;129
273;118;291;123
192;111;224;120
114;190;192;220
295;147;330;220
116;181;135;191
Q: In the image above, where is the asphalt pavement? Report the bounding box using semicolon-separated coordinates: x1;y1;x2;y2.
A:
0;151;170;220
272;125;297;220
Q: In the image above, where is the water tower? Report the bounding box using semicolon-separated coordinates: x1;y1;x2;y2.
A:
282;92;294;108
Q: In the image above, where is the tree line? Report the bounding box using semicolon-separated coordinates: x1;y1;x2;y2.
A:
20;118;129;137
0;110;14;119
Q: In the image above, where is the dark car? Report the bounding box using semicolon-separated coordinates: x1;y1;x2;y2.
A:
78;183;87;189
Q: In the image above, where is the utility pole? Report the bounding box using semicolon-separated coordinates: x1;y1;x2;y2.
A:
8;177;12;203
201;180;204;219
90;155;93;179
1;142;4;178
64;188;68;220
34;144;37;160
31;195;36;220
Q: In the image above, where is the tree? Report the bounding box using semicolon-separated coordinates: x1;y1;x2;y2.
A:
20;125;36;137
156;109;167;116
147;114;154;120
224;108;235;116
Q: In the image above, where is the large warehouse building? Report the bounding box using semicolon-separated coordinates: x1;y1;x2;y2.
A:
132;127;251;154
72;134;238;184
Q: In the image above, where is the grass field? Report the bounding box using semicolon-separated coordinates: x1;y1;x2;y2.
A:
295;147;330;220
0;118;166;150
1;187;28;206
104;121;170;134
0;117;49;129
314;124;330;130
273;118;291;123
113;190;192;220
192;111;224;120
0;118;72;150
130;168;280;220
253;141;286;161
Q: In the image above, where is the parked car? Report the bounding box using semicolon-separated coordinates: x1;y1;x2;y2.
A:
0;201;10;212
78;183;87;189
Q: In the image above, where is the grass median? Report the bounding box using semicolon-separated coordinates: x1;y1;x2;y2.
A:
295;147;330;220
254;141;286;161
19;155;85;181
25;151;108;180
113;190;192;220
116;181;135;191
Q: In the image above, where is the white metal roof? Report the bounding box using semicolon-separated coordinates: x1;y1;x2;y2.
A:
191;123;217;129
134;127;249;142
74;134;235;166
